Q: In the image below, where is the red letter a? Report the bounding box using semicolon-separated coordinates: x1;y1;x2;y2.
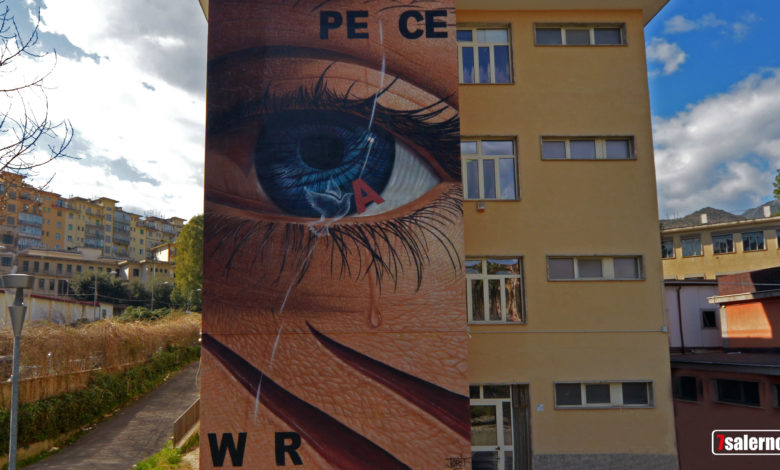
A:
352;179;385;214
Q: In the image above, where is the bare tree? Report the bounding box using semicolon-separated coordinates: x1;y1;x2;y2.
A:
0;0;73;181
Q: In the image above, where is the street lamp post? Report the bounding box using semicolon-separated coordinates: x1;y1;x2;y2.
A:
3;274;34;470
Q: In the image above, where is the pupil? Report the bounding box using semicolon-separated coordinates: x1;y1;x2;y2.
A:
299;135;345;170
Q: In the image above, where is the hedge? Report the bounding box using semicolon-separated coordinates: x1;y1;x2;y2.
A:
0;344;200;454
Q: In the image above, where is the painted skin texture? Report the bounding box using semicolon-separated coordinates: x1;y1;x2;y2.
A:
202;1;469;468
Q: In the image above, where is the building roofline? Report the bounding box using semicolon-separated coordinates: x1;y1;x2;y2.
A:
198;0;668;25
664;279;718;287
709;289;780;305
661;215;780;235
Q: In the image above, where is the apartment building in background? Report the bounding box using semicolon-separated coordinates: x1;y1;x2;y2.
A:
0;171;184;260
661;206;780;280
197;0;679;468
0;172;183;299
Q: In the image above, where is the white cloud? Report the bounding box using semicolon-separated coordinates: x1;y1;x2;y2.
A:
663;12;759;40
13;0;208;219
646;38;687;75
653;69;780;216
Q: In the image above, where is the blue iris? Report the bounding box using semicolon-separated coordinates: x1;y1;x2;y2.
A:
255;110;395;218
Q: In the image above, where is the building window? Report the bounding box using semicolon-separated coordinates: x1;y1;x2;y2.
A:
461;140;517;200
547;256;642;280
55;233;60;240
535;24;625;46
712;234;734;254
1;257;10;267
43;262;49;272
33;261;39;273
555;382;652;408
742;231;765;252
6;217;12;226
37;279;44;290
76;265;82;273
681;237;702;257
56;263;62;274
701;310;717;329
21;261;29;272
68;213;73;219
7;204;14;213
541;137;634;160
661;239;674;259
466;258;524;323
133;268;140;277
674;376;699;402
773;383;780;408
48;279;54;290
66;264;72;274
716;379;760;407
457;27;511;84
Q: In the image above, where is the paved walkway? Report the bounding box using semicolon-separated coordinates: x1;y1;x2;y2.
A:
27;362;201;470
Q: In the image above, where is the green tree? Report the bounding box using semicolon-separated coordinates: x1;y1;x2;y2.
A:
774;170;780;200
69;272;128;304
171;215;203;311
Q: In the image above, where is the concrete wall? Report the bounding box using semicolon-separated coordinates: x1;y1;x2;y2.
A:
722;299;780;349
0;294;114;328
665;284;721;349
672;367;780;470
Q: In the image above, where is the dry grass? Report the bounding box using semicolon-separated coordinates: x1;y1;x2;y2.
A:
0;313;200;380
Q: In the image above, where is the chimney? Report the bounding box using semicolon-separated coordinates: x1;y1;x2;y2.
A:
763;205;771;218
700;213;708;224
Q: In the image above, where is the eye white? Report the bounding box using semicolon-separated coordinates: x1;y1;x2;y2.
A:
358;140;439;216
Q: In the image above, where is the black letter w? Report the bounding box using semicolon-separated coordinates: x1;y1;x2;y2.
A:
209;432;247;467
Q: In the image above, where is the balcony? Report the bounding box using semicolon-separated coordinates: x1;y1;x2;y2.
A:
85;238;104;249
85;229;103;239
18;213;42;226
113;232;130;244
113;222;130;233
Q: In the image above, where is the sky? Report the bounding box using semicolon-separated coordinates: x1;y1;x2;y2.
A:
1;0;779;220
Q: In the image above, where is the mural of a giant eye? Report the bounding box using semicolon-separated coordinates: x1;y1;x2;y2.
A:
255;110;439;218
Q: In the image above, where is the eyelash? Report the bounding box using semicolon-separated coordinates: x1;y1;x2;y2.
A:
206;65;463;289
208;185;462;291
207;63;461;180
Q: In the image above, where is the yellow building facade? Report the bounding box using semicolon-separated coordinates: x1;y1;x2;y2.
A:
661;215;780;280
458;2;677;468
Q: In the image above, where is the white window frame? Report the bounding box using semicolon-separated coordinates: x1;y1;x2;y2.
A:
711;233;735;254
554;381;653;408
534;23;626;46
541;136;635;160
661;239;675;259
461;139;518;201
466;257;525;323
457;26;512;84
547;256;643;281
681;236;702;257
742;231;765;252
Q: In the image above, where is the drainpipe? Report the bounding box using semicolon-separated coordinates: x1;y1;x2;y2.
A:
676;285;685;354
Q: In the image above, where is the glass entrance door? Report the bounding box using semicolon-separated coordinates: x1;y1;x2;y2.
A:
470;386;514;470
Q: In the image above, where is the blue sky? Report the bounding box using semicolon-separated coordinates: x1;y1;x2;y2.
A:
645;0;780;218
2;0;779;220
